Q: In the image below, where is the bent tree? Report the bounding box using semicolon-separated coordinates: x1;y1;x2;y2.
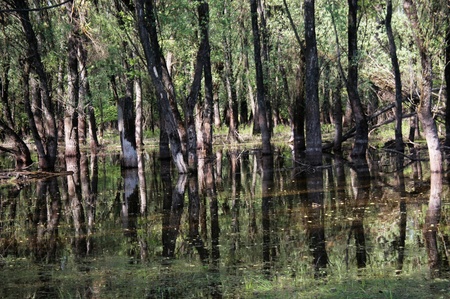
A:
403;0;442;174
13;0;58;171
134;0;187;173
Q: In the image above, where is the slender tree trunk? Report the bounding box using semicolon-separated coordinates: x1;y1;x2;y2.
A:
445;0;450;148
213;82;221;128
404;0;442;174
333;75;343;153
77;44;87;145
293;64;306;160
347;0;368;159
386;0;404;152
134;0;187;173
135;76;143;149
0;63;14;128
16;0;58;170
222;1;239;142
250;0;271;154
304;0;322;165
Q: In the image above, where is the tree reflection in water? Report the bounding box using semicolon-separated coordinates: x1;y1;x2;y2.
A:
423;171;448;278
2;148;450;297
349;158;370;270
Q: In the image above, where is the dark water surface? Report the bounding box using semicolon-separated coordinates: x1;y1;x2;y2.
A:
1;147;449;298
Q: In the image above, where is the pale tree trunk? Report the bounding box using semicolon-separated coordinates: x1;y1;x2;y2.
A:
444;0;450;148
213;82;221;128
404;0;442;173
423;172;443;278
65;22;80;158
333;75;343;153
304;0;322;165
250;0;271;154
135;76;143;149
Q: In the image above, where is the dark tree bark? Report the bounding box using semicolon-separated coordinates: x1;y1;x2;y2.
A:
404;0;442;174
386;0;404;152
347;0;368;159
283;0;305;157
134;0;187;173
304;0;322;165
77;35;99;153
257;0;273;135
15;0;58;170
0;120;33;170
118;97;138;168
198;0;214;158
250;0;271;154
0;62;14;128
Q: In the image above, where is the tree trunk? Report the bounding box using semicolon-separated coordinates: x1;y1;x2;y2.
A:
333;75;343;153
293;64;306;160
118;96;138;168
250;0;271;154
16;0;58;170
65;19;80;158
347;0;368;159
134;0;187;173
404;0;442;174
304;0;323;165
257;0;273;136
221;2;239;143
386;0;404;152
199;0;214;158
0;120;33;170
445;0;450;148
213;82;221;128
135;76;143;149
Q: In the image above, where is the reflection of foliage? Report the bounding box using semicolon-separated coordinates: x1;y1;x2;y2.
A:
1;149;449;298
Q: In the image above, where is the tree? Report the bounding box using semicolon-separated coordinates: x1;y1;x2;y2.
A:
445;0;450;148
347;0;368;160
250;0;271;155
385;0;404;153
197;0;214;158
403;0;442;174
304;0;322;165
11;0;58;171
134;0;187;173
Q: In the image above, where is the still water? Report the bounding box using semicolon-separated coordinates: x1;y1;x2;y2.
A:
1;147;449;298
